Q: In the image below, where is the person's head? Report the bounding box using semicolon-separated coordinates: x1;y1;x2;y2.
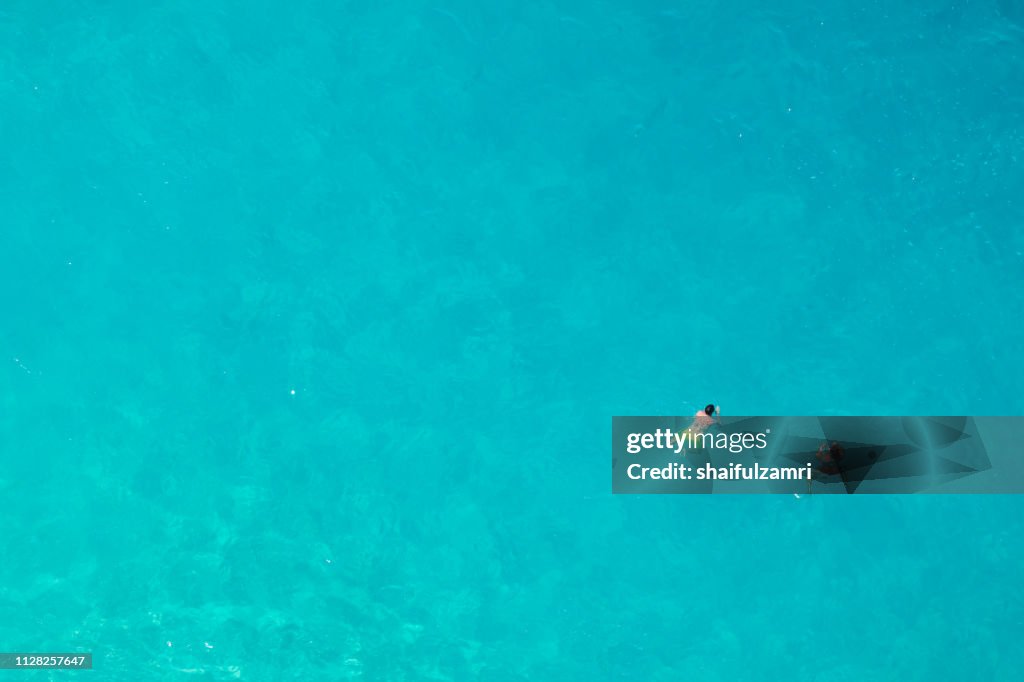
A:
704;404;716;417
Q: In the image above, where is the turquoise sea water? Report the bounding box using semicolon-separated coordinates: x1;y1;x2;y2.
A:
2;1;1023;679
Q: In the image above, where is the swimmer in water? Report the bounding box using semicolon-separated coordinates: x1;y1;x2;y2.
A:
678;404;720;455
688;404;720;433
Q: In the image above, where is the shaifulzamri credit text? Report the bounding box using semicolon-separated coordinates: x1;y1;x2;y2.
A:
626;462;814;481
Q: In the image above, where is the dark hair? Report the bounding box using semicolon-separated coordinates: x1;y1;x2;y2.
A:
704;404;716;416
